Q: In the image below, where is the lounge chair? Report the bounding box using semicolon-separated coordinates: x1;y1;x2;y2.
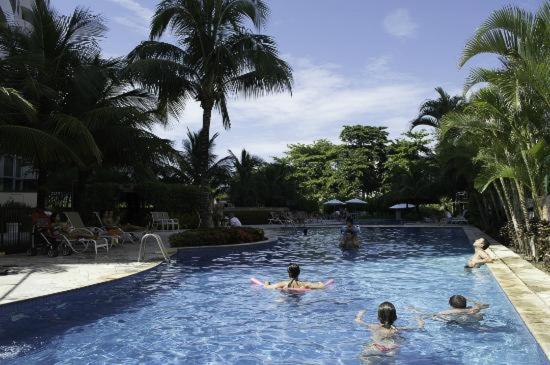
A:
93;212;140;244
450;213;468;224
151;212;179;230
268;212;283;224
62;211;109;254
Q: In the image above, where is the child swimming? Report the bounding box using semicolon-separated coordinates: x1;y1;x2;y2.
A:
355;302;424;360
434;295;489;323
263;264;326;289
465;238;493;268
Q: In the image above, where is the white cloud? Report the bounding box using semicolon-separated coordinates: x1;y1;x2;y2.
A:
108;0;153;34
153;56;439;160
383;9;418;38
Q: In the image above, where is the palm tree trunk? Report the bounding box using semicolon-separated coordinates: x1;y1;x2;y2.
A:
520;149;543;217
198;103;214;228
499;178;526;252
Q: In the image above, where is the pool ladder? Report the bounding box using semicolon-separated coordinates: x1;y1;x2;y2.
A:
138;233;170;263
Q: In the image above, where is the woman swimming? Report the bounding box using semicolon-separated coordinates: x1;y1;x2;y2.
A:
263;264;326;289
355;302;424;361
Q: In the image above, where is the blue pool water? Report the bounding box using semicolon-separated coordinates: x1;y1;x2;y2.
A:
0;228;548;364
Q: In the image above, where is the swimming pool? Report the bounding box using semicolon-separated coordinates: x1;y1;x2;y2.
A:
0;228;548;364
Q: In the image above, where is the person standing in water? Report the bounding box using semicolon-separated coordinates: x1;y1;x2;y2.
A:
355;302;424;360
340;217;360;250
263;264;326;289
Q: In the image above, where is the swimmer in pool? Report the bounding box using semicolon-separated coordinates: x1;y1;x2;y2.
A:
433;295;489;323
355;302;424;361
465;238;493;268
340;217;360;250
263;263;326;289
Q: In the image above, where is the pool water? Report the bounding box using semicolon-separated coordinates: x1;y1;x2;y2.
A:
0;228;548;364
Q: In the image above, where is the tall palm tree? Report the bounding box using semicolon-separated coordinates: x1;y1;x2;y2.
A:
126;0;293;226
410;87;464;130
0;0;106;207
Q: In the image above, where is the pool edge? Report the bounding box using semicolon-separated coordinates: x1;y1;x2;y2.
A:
462;226;550;360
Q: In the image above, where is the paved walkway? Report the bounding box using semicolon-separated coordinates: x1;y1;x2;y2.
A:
463;226;550;358
0;237;177;306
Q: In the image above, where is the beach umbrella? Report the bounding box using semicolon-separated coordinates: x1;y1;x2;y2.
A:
323;199;345;205
389;203;415;220
345;198;367;205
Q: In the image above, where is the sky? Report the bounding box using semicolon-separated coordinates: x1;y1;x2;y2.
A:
55;0;544;160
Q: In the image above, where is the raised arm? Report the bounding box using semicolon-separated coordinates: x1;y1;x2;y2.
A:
263;281;287;289
478;250;493;263
303;281;326;289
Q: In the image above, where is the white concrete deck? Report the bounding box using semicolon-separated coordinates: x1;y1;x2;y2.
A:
0;235;177;306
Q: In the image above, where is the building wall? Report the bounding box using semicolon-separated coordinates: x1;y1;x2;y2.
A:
0;1;38;199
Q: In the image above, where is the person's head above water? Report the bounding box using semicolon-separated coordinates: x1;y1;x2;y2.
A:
346;217;354;228
473;238;489;250
377;302;397;328
287;263;300;279
449;295;467;309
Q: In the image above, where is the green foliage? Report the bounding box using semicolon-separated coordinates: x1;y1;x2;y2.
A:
126;0;293;226
135;183;200;215
169;227;266;247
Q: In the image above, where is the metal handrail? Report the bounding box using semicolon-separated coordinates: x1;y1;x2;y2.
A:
138;233;170;262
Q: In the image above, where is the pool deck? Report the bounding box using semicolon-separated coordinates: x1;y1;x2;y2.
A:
463;226;550;359
0;232;179;306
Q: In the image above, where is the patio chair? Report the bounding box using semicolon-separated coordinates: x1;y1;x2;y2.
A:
63;211;110;254
281;211;295;225
450;213;468;224
60;233;108;255
151;212;179;230
93;212;139;244
268;212;283;224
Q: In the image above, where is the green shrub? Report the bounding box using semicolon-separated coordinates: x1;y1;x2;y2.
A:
169;227;266;247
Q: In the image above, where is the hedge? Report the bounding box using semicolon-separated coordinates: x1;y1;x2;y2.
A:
169;227;266;247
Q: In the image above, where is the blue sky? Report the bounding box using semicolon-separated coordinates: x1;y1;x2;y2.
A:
56;0;543;160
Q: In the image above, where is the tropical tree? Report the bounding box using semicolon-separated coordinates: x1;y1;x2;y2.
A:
0;0;106;207
410;87;464;130
60;58;177;211
126;0;293;226
440;2;550;258
228;149;262;206
170;129;231;198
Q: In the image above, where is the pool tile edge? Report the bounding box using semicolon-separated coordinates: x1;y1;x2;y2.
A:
462;226;550;360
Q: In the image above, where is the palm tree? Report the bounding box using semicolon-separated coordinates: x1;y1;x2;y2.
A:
410;87;464;130
126;0;293;226
61;57;177;211
173;129;231;198
228;149;262;206
0;0;106;207
460;3;550;111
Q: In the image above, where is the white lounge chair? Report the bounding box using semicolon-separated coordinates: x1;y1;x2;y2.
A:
63;211;109;254
151;212;179;230
93;212;139;244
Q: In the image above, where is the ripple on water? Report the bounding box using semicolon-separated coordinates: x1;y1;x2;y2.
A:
0;228;548;365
